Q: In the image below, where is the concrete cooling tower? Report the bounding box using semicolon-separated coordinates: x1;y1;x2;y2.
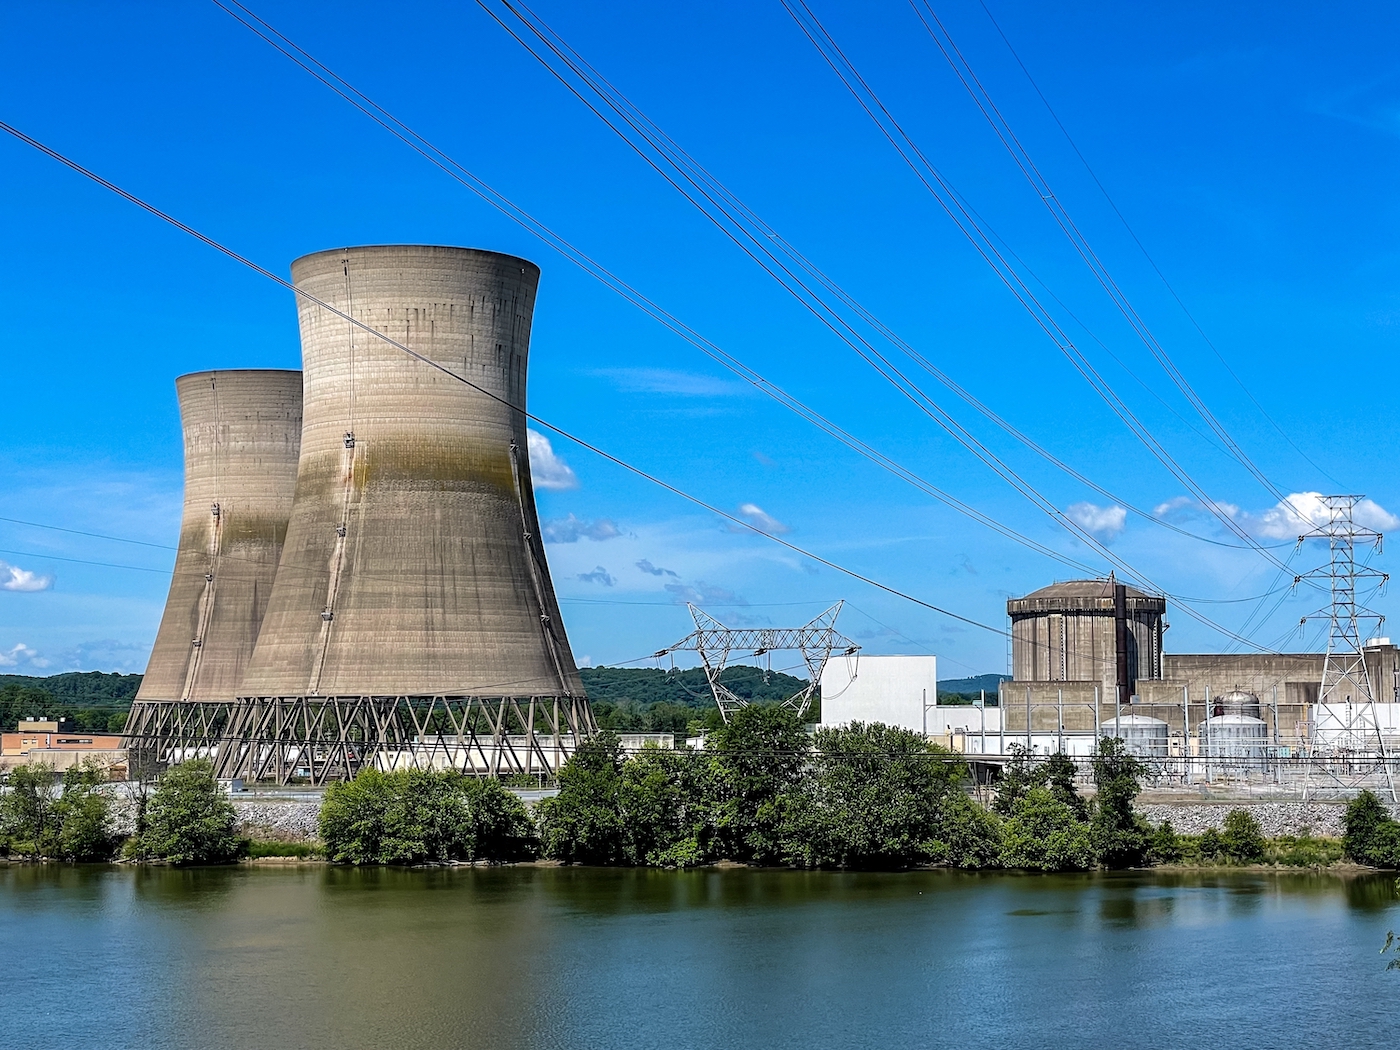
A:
219;245;591;784
124;369;302;762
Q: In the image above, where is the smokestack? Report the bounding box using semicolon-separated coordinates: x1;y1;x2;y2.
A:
134;370;303;704
238;245;583;701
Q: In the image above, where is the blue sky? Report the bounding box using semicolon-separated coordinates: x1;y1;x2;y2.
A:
2;0;1398;679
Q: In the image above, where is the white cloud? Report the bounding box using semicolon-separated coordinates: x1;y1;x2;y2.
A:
527;429;579;491
665;580;747;606
0;642;49;669
541;514;620;543
730;503;791;535
1153;496;1195;518
594;368;749;397
576;566;616;587
1251;492;1400;539
1066;502;1127;541
0;560;54;592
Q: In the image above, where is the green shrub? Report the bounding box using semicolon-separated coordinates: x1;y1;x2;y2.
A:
536;733;627;864
1268;834;1343;867
993;744;1045;816
1;761;119;860
935;790;1003;868
1196;828;1223;861
126;759;243;865
781;722;967;870
1090;738;1147;868
1221;809;1267;863
1043;751;1089;821
617;745;709;867
1343;791;1400;867
1148;820;1183;864
1000;788;1095;871
320;768;536;865
0;762;59;857
706;705;809;864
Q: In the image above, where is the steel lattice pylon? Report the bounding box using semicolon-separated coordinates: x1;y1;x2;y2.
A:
655;602;859;722
1294;495;1395;801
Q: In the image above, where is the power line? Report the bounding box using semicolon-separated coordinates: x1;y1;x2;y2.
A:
472;0;1283;651
973;0;1348;492
0;117;1008;641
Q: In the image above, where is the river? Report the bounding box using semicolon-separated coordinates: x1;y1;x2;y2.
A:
2;864;1396;1049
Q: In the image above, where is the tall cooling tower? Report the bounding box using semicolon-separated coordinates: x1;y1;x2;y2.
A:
125;370;302;763
223;245;589;784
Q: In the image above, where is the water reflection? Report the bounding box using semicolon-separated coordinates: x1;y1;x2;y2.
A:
0;865;1397;1050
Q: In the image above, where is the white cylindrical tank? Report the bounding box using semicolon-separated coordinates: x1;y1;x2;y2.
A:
1101;714;1169;759
1199;714;1269;769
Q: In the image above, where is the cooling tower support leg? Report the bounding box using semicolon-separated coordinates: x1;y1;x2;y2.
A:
212;695;595;786
122;700;235;778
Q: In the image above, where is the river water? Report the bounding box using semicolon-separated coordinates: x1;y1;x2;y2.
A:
3;864;1396;1049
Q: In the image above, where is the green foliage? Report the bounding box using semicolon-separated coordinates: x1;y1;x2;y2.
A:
536;733;627;865
1;761;120;860
617;746;710;866
1148;820;1183;864
1196;828;1223;861
1090;737;1148;868
999;788;1095;871
782;722;967;869
0;672;141;731
127;760;242;865
1343;791;1400;867
319;768;536;865
581;666;814;734
1267;834;1343;867
993;744;1045;816
934;790;1003;868
1220;809;1267;863
1043;751;1089;821
706;704;809;864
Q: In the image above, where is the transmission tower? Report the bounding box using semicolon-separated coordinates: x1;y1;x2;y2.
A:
1295;495;1394;800
656;602;859;722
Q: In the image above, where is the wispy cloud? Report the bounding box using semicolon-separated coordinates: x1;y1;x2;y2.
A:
527;429;578;491
664;580;747;606
728;503;791;535
636;558;679;578
1066;502;1127;541
541;514;620;543
0;642;49;669
0;560;54;593
593;367;749;397
576;566;616;587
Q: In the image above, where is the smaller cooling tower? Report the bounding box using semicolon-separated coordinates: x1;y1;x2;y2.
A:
126;370;302;760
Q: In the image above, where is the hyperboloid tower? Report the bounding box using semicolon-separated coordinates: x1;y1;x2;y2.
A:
218;245;591;784
124;369;303;765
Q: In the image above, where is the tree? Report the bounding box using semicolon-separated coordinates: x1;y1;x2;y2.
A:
127;759;242;864
1090;737;1148;868
320;769;537;865
52;762;120;861
1147;820;1183;864
706;704;809;864
617;745;709;867
935;790;1003;868
1343;791;1400;867
1043;751;1089;821
782;722;966;869
1220;809;1266;864
993;744;1046;816
0;762;58;856
536;733;627;864
999;788;1095;871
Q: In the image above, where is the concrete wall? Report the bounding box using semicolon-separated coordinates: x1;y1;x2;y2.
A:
240;246;582;699
820;654;936;732
137;370;302;702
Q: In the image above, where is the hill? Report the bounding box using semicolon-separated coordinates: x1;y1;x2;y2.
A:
580;665;812;734
937;673;1009;706
0;671;143;732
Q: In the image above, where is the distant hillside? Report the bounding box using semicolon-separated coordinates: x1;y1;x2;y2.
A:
0;671;143;732
580;665;813;734
937;673;1009;706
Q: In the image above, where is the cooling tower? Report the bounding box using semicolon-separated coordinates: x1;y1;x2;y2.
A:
136;370;303;702
238;245;583;701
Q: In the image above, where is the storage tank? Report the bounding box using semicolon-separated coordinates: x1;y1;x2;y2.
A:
1211;689;1261;719
1199;714;1269;770
1101;714;1169;759
223;246;589;782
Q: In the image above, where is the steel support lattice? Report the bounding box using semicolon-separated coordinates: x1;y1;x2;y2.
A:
655;602;859;721
1295;495;1395;800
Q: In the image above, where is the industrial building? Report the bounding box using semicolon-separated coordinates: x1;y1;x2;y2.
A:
128;245;594;784
2;719;127;777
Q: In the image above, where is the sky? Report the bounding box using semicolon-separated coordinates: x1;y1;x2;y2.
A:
1;0;1399;680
